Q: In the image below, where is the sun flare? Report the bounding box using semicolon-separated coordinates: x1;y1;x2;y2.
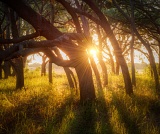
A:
89;49;97;56
88;48;99;64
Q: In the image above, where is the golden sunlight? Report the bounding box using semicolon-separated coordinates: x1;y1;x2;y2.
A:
89;49;97;56
88;48;99;64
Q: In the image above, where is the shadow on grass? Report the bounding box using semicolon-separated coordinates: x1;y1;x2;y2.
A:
133;94;160;129
0;89;74;134
112;93;141;134
1;88;115;134
62;89;114;134
0;94;46;133
112;92;160;134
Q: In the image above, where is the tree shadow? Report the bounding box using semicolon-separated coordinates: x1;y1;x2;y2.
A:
112;93;141;134
133;94;160;130
65;89;113;134
0;89;74;134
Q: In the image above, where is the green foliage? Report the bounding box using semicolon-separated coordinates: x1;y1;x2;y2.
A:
0;71;160;134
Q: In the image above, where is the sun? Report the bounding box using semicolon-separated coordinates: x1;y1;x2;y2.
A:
88;48;99;64
89;49;97;56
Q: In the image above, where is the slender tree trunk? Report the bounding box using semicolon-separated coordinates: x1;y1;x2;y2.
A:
131;43;136;86
41;62;46;76
97;25;108;86
41;55;47;76
64;67;75;88
90;56;102;89
158;42;160;75
110;56;115;74
48;62;52;83
115;58;120;75
98;53;108;87
0;61;2;79
130;28;136;86
48;2;55;83
130;0;136;86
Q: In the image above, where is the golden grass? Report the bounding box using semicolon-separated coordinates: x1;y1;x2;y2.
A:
0;69;160;134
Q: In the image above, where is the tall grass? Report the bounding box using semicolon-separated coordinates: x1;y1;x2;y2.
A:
0;69;160;134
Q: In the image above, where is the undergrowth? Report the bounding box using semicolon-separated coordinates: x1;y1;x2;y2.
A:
0;69;160;134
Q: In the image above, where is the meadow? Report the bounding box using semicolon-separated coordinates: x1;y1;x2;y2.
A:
0;68;160;134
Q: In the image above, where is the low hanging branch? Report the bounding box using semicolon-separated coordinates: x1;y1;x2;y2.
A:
0;32;39;44
0;33;87;68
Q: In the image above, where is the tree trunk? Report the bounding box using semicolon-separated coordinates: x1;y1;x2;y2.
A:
0;61;2;79
98;53;108;87
10;58;24;89
64;67;75;88
41;55;47;76
3;61;10;79
158;42;160;75
130;28;136;86
48;62;52;83
147;46;159;92
110;56;115;74
75;59;95;101
90;56;102;89
115;58;120;75
131;44;136;86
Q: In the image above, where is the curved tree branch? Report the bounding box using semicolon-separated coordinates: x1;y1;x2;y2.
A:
0;32;39;44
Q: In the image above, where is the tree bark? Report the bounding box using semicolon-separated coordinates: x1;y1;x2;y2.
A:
64;67;75;88
41;55;47;76
159;44;160;76
0;61;2;79
3;61;10;79
115;57;120;75
110;56;115;74
90;56;102;89
98;53;108;86
48;62;52;83
75;58;95;101
10;58;24;89
131;40;136;86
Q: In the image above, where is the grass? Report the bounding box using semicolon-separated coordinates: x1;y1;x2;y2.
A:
0;69;160;134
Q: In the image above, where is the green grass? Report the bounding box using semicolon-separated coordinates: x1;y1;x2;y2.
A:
0;69;160;134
